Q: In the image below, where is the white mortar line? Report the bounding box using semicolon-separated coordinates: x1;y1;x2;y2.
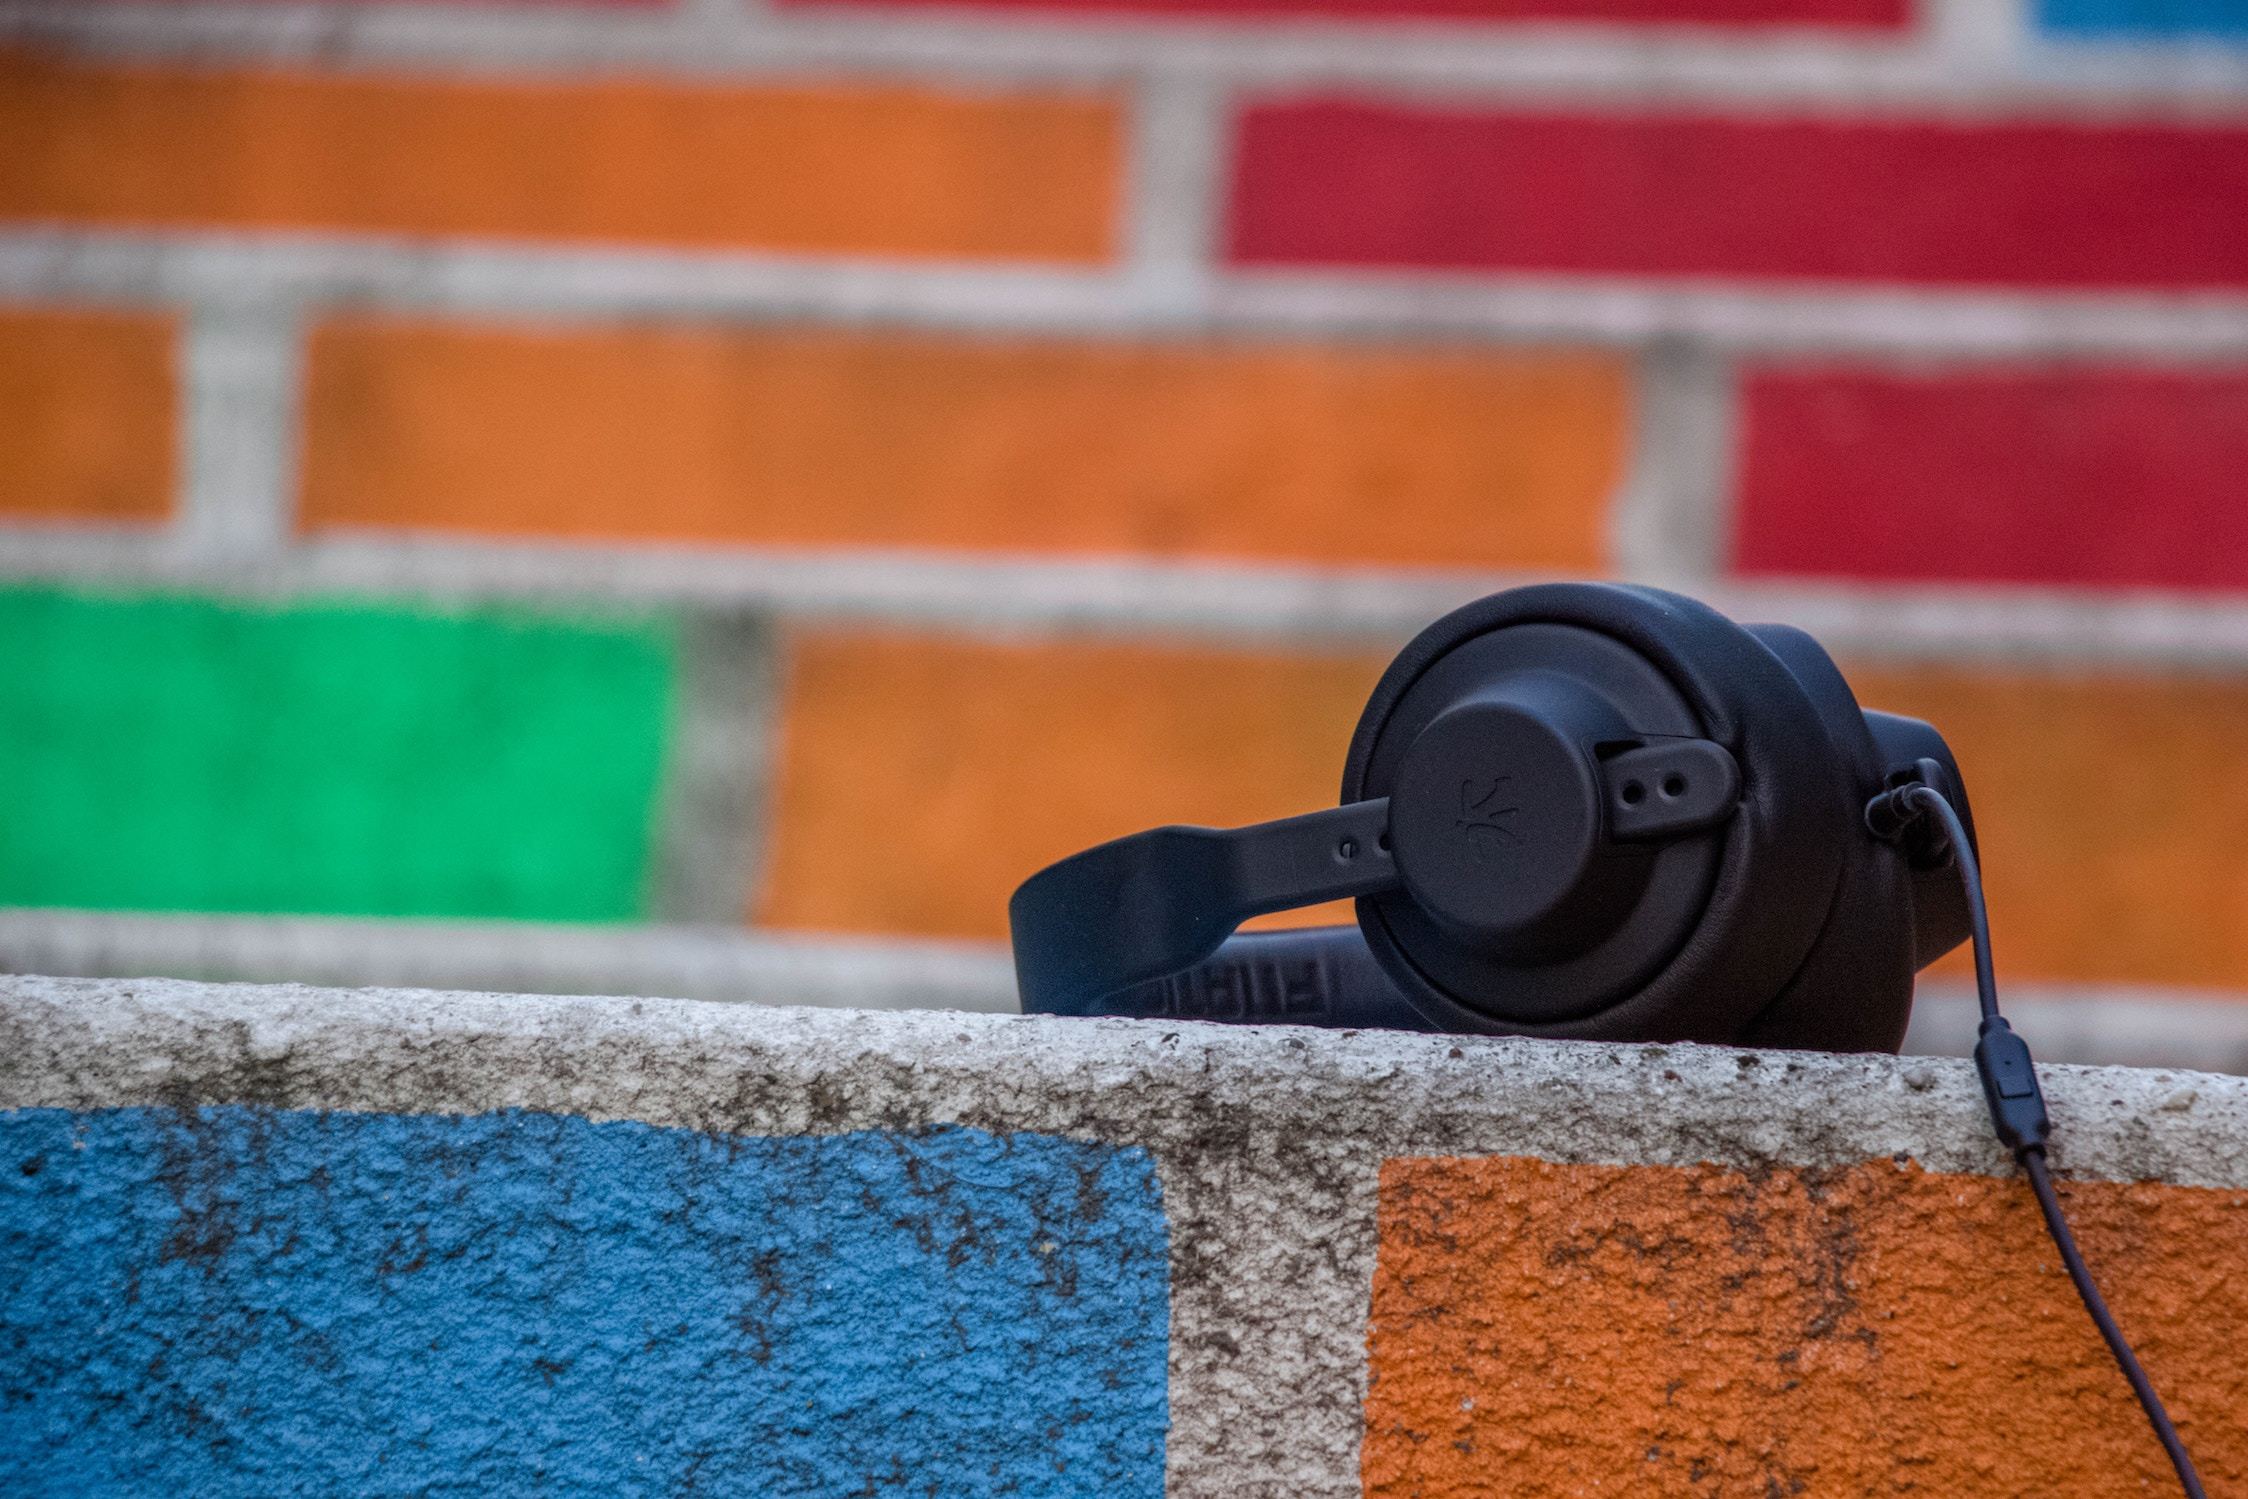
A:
3;909;2243;1075
1203;272;2248;359
11;531;2248;671
1907;982;2248;1075
682;0;758;31
0;530;1472;643
0;908;1021;1014
1708;578;2248;672
1922;0;2031;75
10;233;2248;358
1607;344;1739;586
1121;69;1230;306
649;611;778;927
0;234;1149;335
2014;27;2248;94
174;303;305;563
8;0;2248;106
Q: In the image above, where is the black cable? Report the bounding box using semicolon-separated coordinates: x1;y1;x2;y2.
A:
1910;788;1999;1024
1867;783;2207;1498
2020;1150;2208;1498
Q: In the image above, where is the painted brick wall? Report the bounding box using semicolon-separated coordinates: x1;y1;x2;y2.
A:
5;1104;1167;1495
300;320;1627;568
0;308;175;524
0;590;677;920
1;54;1120;261
3;0;2248;1066
1227;104;2248;288
7;977;2247;1497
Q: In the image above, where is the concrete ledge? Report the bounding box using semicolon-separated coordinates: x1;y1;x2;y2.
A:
4;976;2245;1494
12;908;2248;1076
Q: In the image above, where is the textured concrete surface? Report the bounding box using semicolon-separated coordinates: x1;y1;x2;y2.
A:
4;976;2247;1497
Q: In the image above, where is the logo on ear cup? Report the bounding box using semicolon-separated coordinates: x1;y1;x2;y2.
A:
1457;776;1522;863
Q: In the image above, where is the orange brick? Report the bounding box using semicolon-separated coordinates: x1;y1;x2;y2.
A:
1366;1155;2248;1495
756;630;1386;939
764;636;2248;988
0;306;174;523
301;319;1628;570
0;51;1117;261
1848;664;2248;989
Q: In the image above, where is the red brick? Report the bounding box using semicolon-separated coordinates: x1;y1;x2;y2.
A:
1228;101;2248;288
783;0;1903;25
1734;365;2248;590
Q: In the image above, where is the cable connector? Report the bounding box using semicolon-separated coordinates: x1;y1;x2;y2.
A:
1974;1015;2050;1155
1863;780;1924;843
1864;758;1955;869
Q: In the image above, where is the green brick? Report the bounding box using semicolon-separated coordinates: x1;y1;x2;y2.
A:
0;588;678;921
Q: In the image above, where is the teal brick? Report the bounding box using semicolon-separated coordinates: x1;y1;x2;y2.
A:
2039;0;2248;36
0;589;678;921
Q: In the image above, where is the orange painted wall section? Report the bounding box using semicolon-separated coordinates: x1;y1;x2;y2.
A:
298;318;1629;570
1850;663;2248;990
1366;1154;2248;1495
757;635;2248;990
0;51;1118;262
0;306;175;524
755;629;1385;938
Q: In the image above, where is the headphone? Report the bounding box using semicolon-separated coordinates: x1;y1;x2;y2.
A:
1009;580;2211;1493
1011;582;1973;1053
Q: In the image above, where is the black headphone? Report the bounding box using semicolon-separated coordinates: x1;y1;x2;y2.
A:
1010;588;2213;1495
1011;581;1974;1053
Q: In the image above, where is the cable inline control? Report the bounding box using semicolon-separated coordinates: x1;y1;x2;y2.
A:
1865;780;2208;1499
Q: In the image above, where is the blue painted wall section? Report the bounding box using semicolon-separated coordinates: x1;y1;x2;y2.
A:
2038;0;2248;38
0;1108;1169;1497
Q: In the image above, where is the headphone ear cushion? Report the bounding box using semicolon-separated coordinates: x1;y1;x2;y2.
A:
1736;845;1916;1051
1734;624;1919;1051
1343;583;1865;1045
1726;629;1924;1051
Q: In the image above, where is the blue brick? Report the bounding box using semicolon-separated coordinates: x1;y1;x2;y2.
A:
2038;0;2248;38
0;1108;1169;1496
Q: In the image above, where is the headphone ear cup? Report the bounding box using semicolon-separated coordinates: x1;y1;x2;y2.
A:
1736;848;1916;1051
1343;583;1863;1045
1735;624;1918;1051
